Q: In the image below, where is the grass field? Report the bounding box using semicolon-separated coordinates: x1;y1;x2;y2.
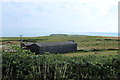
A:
1;35;119;79
63;50;118;56
1;35;119;56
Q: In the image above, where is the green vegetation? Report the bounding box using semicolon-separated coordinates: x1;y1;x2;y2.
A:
1;35;119;50
2;46;120;79
1;35;119;79
63;50;118;57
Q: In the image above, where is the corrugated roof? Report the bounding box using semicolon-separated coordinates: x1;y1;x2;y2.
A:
24;41;76;47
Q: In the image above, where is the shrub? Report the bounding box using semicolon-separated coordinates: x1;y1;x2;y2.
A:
2;46;120;79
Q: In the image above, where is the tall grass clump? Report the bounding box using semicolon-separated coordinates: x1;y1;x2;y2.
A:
2;45;120;79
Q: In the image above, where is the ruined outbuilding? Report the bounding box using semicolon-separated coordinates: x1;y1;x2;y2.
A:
22;41;77;54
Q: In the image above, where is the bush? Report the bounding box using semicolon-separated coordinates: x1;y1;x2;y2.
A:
2;46;120;79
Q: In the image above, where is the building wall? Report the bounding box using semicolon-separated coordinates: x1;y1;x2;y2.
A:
27;44;40;54
39;44;77;54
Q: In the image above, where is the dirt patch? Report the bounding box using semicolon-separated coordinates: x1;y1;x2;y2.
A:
2;41;19;44
96;36;119;39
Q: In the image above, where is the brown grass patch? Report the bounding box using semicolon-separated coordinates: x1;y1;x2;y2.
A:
96;36;119;39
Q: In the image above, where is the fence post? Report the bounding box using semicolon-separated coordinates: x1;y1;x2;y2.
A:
20;35;23;53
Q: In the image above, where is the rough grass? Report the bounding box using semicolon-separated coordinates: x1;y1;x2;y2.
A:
63;50;118;57
2;51;120;79
1;36;118;50
1;36;120;79
1;35;119;57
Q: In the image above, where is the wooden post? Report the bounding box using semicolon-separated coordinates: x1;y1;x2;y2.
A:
103;39;105;50
20;35;23;53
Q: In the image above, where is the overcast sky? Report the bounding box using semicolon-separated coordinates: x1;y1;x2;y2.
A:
0;0;119;37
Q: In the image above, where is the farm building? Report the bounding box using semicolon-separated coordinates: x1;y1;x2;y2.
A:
21;41;77;54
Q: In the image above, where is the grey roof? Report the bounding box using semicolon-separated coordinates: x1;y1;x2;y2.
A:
24;41;76;47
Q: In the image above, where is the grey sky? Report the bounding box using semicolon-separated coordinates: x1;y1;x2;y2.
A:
1;0;119;37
